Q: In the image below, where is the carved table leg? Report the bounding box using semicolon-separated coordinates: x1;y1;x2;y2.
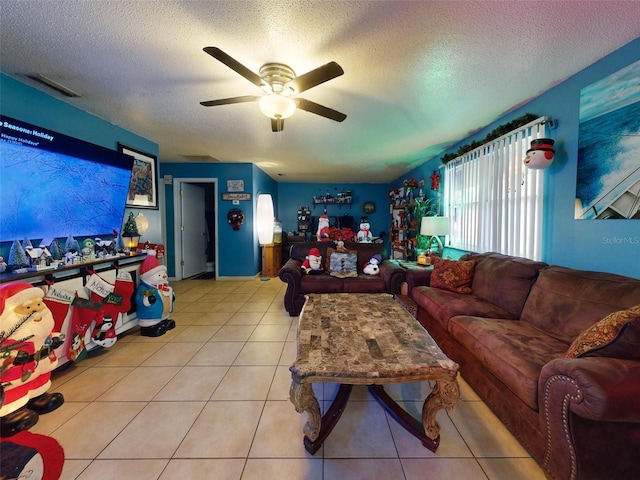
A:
422;378;460;440
289;380;321;442
290;381;353;454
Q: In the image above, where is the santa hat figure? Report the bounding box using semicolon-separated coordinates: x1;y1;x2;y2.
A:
524;138;555;169
139;255;167;285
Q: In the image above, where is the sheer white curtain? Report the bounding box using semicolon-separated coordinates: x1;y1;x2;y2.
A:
444;116;549;260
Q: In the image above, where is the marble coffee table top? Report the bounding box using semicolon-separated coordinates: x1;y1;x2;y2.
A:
291;293;458;384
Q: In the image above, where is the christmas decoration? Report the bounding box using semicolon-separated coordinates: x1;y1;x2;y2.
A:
135;256;175;337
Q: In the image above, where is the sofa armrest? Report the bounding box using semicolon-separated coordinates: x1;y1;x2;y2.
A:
539;357;640;479
278;258;305;316
404;267;433;293
379;260;406;294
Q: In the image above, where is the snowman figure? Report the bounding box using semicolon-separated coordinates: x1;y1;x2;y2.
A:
92;315;117;348
524;138;555;169
363;254;382;275
135;255;176;337
0;282;65;436
357;217;373;243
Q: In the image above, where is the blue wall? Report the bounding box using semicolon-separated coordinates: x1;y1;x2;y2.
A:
276;183;391;239
0;74;162;246
159;162;278;277
398;38;640;279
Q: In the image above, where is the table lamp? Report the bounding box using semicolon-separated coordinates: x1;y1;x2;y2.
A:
420;216;450;258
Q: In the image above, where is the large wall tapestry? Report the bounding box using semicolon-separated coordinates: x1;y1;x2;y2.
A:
575;59;640;220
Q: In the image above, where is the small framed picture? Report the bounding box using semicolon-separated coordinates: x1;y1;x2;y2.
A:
118;143;158;209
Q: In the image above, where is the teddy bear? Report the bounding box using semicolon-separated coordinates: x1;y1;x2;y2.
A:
301;248;323;275
363;254;382;275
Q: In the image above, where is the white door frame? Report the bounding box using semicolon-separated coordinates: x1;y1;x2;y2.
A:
172;177;218;281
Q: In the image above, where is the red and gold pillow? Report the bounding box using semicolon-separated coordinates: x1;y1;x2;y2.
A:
565;304;640;359
430;258;476;294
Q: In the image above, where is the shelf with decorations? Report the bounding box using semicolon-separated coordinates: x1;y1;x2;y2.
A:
389;177;437;261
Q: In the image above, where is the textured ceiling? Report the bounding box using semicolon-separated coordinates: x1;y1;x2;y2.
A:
1;1;639;183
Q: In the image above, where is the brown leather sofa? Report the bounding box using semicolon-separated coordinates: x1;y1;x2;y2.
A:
278;241;405;316
405;252;640;480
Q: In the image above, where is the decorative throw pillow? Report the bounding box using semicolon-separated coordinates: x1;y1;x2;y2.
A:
325;247;358;278
430;258;476;294
565;304;640;359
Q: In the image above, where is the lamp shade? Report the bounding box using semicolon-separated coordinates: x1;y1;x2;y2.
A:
259;94;296;119
257;194;275;245
420;216;450;236
134;212;149;234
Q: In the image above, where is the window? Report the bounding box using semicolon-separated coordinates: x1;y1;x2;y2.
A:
443;116;549;260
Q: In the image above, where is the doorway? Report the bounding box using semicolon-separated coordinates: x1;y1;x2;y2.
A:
172;178;217;280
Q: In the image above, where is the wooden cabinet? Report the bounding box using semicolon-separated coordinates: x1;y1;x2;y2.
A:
261;244;282;277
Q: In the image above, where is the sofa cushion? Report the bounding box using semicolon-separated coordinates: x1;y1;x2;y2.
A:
326;247;358;278
450;316;568;409
462;252;547;318
565;304;640;359
521;266;640;344
300;274;344;294
343;275;388;293
411;285;515;331
430;258;476;294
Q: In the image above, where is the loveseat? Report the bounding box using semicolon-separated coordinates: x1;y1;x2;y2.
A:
278;241;405;316
404;252;640;480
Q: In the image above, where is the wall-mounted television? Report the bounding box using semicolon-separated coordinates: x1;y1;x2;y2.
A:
0;115;134;258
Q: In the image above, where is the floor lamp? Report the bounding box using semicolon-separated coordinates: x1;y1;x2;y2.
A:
420;216;450;258
257;193;274;281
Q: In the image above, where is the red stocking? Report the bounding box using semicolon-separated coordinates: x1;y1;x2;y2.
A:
67;296;102;362
43;285;74;332
114;269;134;314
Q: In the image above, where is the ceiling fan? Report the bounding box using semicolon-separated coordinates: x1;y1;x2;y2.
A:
200;47;346;132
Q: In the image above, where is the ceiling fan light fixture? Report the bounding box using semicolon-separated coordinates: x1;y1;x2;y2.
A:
259;94;296;119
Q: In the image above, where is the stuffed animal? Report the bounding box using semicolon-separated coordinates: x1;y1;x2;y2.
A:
357;216;373;243
134;255;176;337
363;254;382;275
301;248;323;275
317;214;331;241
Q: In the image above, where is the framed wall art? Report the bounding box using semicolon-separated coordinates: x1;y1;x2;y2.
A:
118;143;159;209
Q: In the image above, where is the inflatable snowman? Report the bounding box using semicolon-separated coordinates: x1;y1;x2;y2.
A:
134;255;176;337
0;282;64;436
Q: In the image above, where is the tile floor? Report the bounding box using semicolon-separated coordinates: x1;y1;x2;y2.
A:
33;277;547;479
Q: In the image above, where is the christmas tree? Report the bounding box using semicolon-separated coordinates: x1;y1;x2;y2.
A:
8;240;28;267
122;212;139;236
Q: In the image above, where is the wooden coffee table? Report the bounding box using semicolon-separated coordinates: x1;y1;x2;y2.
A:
289;293;460;454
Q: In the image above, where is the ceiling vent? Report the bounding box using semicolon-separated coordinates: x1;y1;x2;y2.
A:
26;74;82;98
181;155;220;162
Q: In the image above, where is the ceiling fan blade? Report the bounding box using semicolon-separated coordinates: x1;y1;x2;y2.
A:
296;98;347;122
271;118;284;132
200;95;260;107
285;61;344;94
203;47;267;89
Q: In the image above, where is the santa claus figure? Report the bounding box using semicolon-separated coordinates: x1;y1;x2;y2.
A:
0;282;64;437
135;255;176;337
316;214;331;241
301;248;323;275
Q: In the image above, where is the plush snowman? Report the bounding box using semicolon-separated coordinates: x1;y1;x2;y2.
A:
0;282;65;436
524;138;555;169
134;255;176;337
357;217;373;243
363;254;382;275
